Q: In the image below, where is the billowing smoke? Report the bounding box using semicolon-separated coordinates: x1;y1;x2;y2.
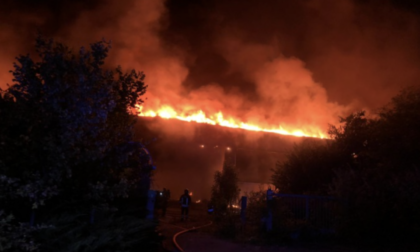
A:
1;0;420;198
2;0;420;130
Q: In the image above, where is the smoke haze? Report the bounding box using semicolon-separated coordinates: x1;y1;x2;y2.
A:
1;0;420;132
1;0;420;197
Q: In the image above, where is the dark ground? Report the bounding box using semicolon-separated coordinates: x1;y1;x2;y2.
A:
156;201;362;252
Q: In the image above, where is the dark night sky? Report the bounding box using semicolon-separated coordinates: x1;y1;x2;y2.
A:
2;0;420;199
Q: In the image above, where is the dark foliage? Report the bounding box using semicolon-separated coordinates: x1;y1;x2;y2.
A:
0;37;156;251
272;138;339;194
272;87;420;248
210;163;240;238
211;164;240;211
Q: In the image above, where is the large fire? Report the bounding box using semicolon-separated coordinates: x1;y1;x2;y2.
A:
136;105;328;139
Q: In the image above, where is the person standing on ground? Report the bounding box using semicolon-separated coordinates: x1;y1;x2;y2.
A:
161;188;169;217
265;186;276;231
167;189;171;201
266;187;275;210
179;189;191;221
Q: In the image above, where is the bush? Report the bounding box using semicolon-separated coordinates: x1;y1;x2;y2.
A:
211;164;240;213
330;167;420;246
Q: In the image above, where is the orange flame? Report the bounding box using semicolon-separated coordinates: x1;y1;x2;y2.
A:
136;105;328;139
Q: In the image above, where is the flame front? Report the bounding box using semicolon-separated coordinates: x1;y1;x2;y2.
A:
137;105;328;139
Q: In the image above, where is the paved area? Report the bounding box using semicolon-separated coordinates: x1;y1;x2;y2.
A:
156;202;358;252
176;232;356;252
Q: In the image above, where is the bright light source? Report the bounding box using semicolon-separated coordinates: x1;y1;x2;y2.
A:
226;147;231;151
200;144;205;148
137;106;329;139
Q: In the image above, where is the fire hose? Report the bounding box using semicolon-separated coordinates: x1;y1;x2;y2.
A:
172;221;213;252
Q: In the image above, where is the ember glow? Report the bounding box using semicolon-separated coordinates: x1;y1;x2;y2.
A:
137;105;327;138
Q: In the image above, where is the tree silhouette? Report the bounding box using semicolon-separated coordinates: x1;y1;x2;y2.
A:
272;87;420;247
211;163;240;212
0;37;155;251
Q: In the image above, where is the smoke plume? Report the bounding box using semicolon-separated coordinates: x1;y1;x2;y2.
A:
1;0;420;197
2;0;419;134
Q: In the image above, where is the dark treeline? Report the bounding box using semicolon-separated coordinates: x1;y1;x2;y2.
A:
0;38;159;251
273;87;420;247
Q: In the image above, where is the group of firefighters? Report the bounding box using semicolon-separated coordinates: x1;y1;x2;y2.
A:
155;187;276;223
155;188;194;221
